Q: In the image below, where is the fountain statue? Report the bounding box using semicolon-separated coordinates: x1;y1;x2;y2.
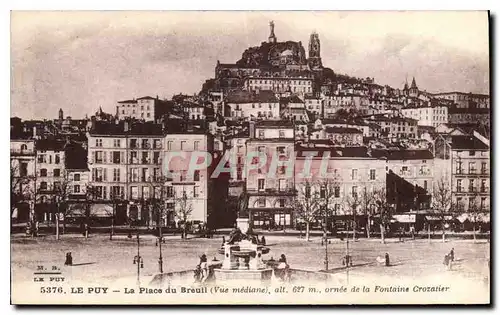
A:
214;227;273;283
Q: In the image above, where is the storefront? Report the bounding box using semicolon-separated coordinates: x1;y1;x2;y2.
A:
250;208;293;229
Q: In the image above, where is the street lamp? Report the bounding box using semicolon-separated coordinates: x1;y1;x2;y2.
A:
132;232;144;286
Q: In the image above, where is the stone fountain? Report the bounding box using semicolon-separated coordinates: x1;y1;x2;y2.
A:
213;229;273;283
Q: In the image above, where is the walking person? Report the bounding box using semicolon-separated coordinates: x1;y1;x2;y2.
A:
449;248;455;262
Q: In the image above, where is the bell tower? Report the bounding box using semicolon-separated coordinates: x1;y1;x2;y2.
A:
268;21;277;44
308;31;322;69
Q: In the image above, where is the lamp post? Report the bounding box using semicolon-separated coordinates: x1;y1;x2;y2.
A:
323;204;328;271
157;197;164;274
133;232;144;286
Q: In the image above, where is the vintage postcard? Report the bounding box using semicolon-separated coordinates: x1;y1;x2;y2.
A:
10;11;490;305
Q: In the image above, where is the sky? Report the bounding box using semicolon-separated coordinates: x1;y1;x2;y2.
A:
11;11;489;120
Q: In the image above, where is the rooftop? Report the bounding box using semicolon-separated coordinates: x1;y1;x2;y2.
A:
450;135;489;150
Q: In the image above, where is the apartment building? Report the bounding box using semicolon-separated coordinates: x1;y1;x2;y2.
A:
87;120;165;226
225;90;280;120
401;105;448;127
10;136;36;223
116;96;158;121
246;120;295;228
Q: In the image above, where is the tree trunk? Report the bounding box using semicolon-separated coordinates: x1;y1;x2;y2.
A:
428;224;431;243
63;214;66;235
55;214;60;240
442;221;445;243
473;223;476;242
366;214;371;239
380;223;385;244
305;222;310;242
352;219;356;241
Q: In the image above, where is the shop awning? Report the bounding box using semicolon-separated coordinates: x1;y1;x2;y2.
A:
66;203;113;218
91;204;113;217
393;214;416;223
425;215;454;222
66;203;87;217
456;213;490;223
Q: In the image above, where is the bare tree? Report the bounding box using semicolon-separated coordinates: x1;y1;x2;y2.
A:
431;178;452;243
52;172;71;240
293;180;321;241
360;185;376;239
345;187;362;241
467;193;483;242
374;187;393;244
175;191;193;239
10;161;34;225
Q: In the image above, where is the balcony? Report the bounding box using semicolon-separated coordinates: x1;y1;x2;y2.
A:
247;188;296;196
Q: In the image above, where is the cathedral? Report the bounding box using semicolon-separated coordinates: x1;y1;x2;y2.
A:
206;22;325;95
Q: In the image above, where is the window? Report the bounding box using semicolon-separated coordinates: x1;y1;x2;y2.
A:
167;141;173;151
481;179;487;192
279;199;285;208
424;180;428;191
73;185;80;194
258;179;265;191
194;170;200;181
194;141;200;151
457;179;463;192
95;139;102;147
20;163;28;177
352;186;358;198
456;161;463;174
40;169;47;177
369;169;376;181
193;187;199;198
334;204;341;214
277;146;286;155
131;168;139;182
167;186;174;198
113;139;121;148
181;141;187;150
469;150;476;156
55;155;60;164
258;130;265;138
37;154;46;164
466;179;475;193
95;151;104;163
153;152;160;165
130;151;138;164
130;139;137;148
320;186;326;199
40;182;47;190
334;186;340;198
153;139;161;149
480;197;486;210
481;162;487;174
351;169;358;180
142;139;149;149
305;185;311;198
113;151;121;164
53;169;60;177
142;152;149;164
279;130;285;138
113;169;121;182
469;162;476;174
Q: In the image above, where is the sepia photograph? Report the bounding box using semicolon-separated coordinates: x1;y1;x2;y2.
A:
10;10;490;305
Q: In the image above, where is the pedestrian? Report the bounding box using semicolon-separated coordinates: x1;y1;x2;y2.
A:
221;236;226;246
385;253;390;267
35;221;39;237
443;254;450;270
261;236;266;246
449;248;454;262
65;252;73;266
